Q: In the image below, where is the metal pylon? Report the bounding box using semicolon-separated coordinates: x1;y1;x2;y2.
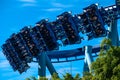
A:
37;52;58;79
108;18;119;46
83;45;93;73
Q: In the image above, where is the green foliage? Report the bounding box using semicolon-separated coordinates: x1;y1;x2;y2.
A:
82;72;94;80
25;38;120;80
38;77;48;80
51;73;60;80
31;76;37;80
63;73;74;80
90;38;120;80
25;78;31;80
63;73;82;80
25;73;82;80
25;76;48;80
74;73;82;80
82;38;120;80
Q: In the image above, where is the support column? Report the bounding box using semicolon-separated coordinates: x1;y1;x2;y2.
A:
38;53;46;78
38;52;58;79
108;19;119;46
45;53;58;76
83;57;89;72
83;45;93;73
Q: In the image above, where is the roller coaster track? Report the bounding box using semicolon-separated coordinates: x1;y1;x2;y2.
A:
41;45;101;63
1;2;120;75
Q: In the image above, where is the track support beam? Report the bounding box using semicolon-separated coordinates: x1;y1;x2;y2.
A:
83;45;93;73
108;18;119;46
38;52;58;79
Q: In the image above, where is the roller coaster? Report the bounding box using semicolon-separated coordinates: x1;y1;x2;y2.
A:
1;0;120;78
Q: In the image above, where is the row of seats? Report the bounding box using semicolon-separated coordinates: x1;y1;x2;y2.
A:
1;3;118;74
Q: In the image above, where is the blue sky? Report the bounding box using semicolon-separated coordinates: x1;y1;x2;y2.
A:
0;0;119;80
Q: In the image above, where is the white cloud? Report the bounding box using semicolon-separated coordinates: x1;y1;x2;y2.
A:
42;8;62;12
0;51;6;59
0;51;10;68
51;2;73;8
19;0;37;7
0;60;10;68
21;3;37;7
19;0;36;3
0;50;3;56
